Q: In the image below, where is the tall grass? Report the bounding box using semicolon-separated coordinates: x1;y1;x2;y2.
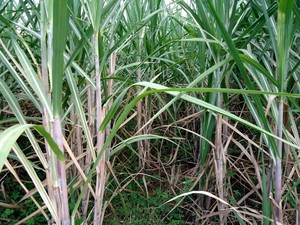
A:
0;0;299;224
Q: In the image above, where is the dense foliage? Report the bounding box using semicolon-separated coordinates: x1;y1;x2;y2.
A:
0;0;300;224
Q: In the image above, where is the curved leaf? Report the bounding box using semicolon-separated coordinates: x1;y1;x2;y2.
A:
0;124;64;173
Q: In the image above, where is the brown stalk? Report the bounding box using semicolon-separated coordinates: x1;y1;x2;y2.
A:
82;81;95;216
274;100;284;223
137;30;145;169
93;32;106;225
53;116;70;225
40;4;58;223
105;42;116;157
215;93;227;225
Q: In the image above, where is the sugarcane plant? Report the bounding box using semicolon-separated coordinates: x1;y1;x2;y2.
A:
0;0;300;224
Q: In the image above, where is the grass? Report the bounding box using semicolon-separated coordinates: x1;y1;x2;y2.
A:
0;0;300;224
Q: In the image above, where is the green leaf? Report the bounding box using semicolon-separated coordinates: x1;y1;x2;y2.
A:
11;38;53;120
103;82;300;151
0;124;64;173
277;0;295;92
33;125;65;161
207;0;278;156
52;0;69;116
12;143;60;224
